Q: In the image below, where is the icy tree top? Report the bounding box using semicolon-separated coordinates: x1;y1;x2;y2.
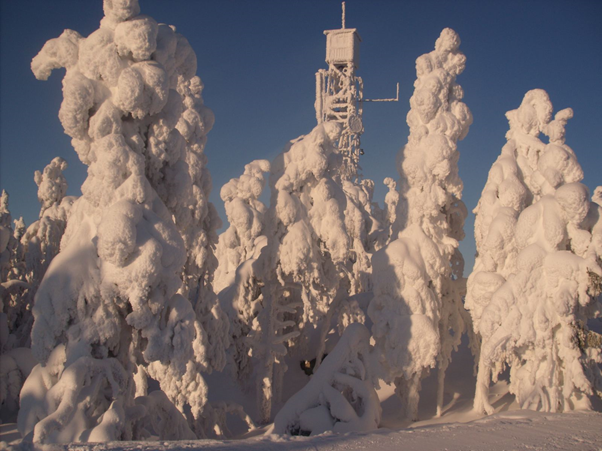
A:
408;28;471;144
214;159;270;292
102;0;141;28
0;191;8;215
395;28;472;244
0;191;11;256
220;159;270;247
34;157;68;217
503;89;582;198
470;89;585;280
594;187;602;207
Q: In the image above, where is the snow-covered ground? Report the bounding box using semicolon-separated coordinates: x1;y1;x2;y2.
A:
2;410;600;450
3;337;601;450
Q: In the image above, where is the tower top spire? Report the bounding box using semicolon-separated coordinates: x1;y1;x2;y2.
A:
342;2;346;29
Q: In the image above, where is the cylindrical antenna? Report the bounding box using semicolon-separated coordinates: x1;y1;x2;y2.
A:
342;2;346;28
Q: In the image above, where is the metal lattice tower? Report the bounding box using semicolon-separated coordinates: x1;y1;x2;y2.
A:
315;2;398;179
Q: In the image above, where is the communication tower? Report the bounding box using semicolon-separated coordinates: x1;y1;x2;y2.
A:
315;2;398;178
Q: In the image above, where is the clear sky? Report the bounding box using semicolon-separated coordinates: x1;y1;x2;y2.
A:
1;0;601;272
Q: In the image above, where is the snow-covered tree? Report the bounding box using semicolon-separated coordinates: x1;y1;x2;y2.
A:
368;28;474;421
245;122;349;423
15;158;75;345
220;122;381;424
214;159;271;294
214;160;271;392
18;0;224;443
0;191;36;423
1;159;74;424
467;89;602;414
0;191;29;350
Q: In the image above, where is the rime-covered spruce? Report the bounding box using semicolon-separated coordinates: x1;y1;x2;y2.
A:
369;28;475;421
19;0;225;443
466;89;602;414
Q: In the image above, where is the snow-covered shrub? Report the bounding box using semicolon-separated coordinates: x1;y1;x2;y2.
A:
467;89;602;414
133;391;197;440
270;323;380;435
20;0;223;442
368;28;474;421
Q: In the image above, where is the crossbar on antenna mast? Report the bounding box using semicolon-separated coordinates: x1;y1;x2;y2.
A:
364;83;400;102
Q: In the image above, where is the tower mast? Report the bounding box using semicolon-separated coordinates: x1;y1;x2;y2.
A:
315;2;398;179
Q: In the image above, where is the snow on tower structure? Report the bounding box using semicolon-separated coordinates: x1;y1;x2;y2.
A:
316;3;398;178
316;3;363;178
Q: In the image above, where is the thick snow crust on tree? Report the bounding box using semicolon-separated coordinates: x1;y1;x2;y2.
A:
19;0;225;443
368;28;474;421
216;121;383;427
0;192;37;424
214;159;270;294
466;89;602;414
250;122;352;423
1;159;73;424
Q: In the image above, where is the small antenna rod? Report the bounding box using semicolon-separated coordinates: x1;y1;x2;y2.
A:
342;2;346;29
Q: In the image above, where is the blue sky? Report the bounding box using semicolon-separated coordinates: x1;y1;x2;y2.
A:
1;0;601;272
